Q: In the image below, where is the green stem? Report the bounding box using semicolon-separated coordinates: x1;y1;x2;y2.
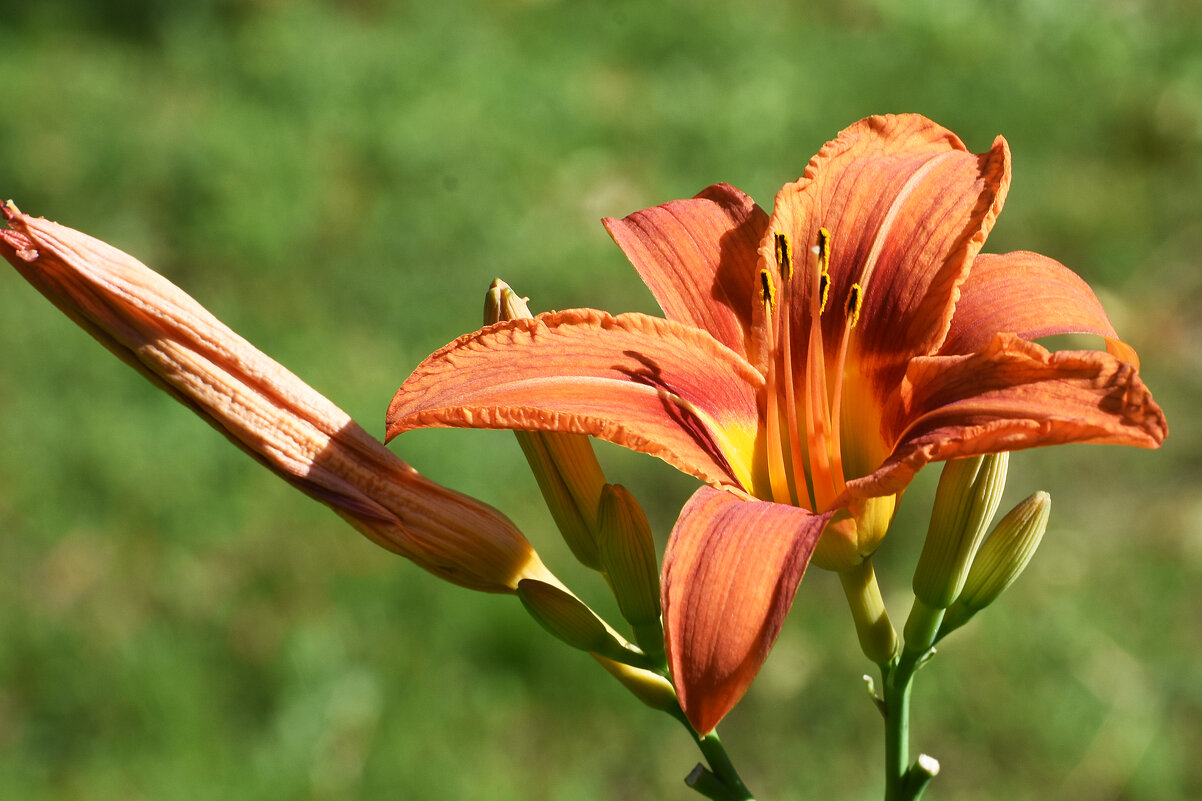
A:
882;661;912;801
695;731;753;800
669;706;756;801
880;657;939;801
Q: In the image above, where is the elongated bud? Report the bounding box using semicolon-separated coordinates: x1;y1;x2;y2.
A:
939;491;1051;639
1;204;557;593
906;454;1007;657
596;484;663;656
516;579;645;665
591;654;677;712
913;453;1009;608
485;278;607;569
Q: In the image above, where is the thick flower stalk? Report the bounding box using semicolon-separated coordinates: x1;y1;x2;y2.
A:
386;114;1167;733
0;202;557;593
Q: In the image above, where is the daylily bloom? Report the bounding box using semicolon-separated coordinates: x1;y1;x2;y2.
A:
386;114;1167;733
1;202;559;594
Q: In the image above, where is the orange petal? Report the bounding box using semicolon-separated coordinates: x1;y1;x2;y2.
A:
764;114;1010;378
942;251;1140;367
852;333;1167;500
388;309;764;490
663;486;831;734
604;183;768;361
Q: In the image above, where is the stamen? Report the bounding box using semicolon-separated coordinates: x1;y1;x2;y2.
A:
775;232;793;280
845;283;862;328
759;267;791;505
825;285;864;499
803;228;838;510
773;230;803;507
817;227;832;314
759;269;776;312
805;322;837;510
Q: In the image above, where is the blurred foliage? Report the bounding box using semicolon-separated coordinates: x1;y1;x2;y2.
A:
1;0;1199;799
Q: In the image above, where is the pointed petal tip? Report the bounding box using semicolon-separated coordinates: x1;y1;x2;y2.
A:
858;334;1168;501
0;203;33;253
664;487;831;734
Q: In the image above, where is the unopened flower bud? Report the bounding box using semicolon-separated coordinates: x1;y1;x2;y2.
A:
485;278;607;569
483;277;534;325
913;454;1009;609
939;491;1051;638
1;204;556;593
590;654;677;711
516;579;644;665
596;484;663;656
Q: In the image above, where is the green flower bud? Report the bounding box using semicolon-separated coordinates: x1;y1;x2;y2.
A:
596;484;663;657
483;277;534;324
939;491;1051;638
514;433;606;568
913;453;1009;609
486;279;607;569
516;579;643;665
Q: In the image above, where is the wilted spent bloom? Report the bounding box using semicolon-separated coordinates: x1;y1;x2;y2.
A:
0;202;557;593
485;278;609;570
939;491;1052;639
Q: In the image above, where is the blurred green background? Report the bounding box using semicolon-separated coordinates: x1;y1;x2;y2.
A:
1;1;1199;799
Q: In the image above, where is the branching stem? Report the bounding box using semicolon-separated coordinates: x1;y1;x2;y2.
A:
880;651;939;801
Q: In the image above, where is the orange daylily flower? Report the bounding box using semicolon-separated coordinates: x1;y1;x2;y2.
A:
387;114;1167;733
1;202;558;594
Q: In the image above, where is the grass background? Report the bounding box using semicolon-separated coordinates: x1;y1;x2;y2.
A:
1;1;1199;799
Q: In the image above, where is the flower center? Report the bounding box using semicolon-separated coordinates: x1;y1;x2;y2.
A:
759;228;863;512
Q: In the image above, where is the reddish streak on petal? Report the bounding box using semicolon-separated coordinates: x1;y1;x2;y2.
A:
762;115;1012;401
604;183;768;361
387;309;764;490
849;334;1167;501
663;486;831;734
